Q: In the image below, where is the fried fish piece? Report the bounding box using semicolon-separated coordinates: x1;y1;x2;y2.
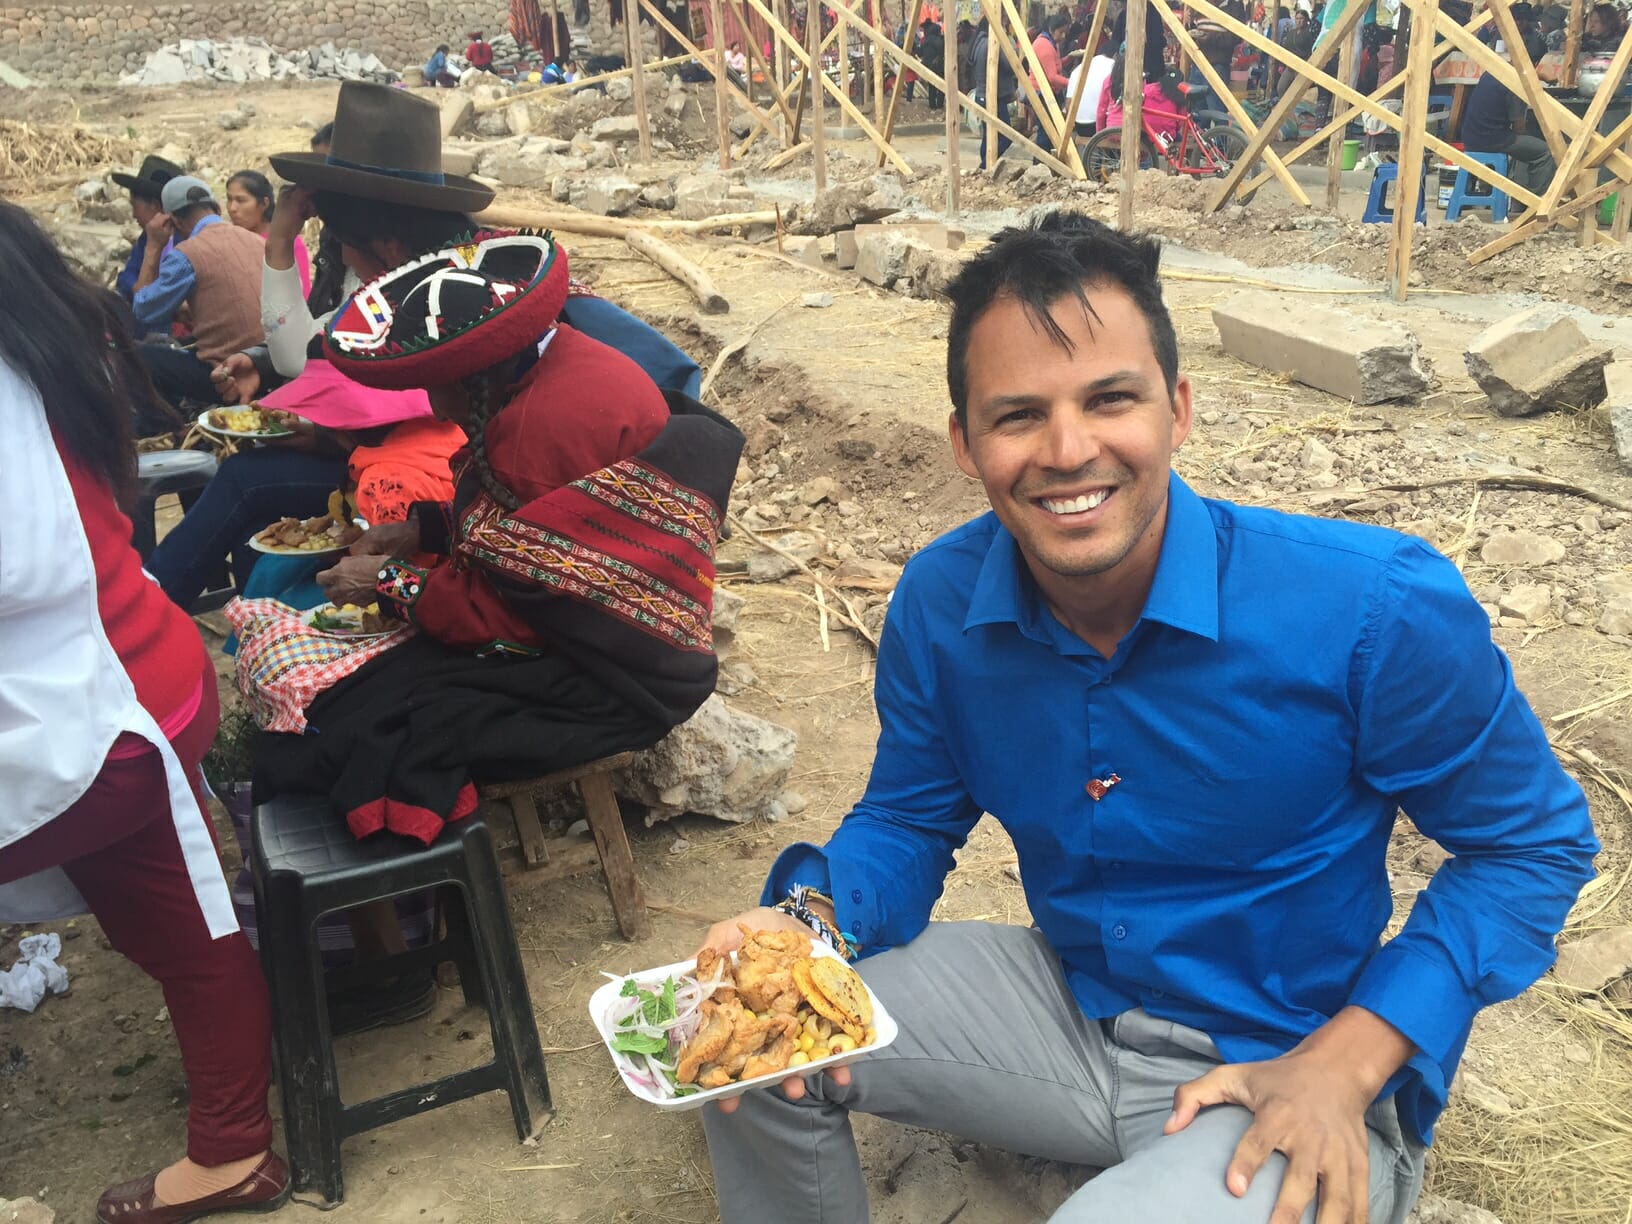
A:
739;1014;801;1080
675;997;737;1085
734;924;813;1015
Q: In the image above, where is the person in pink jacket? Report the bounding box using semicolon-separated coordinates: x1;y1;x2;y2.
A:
1101;67;1189;149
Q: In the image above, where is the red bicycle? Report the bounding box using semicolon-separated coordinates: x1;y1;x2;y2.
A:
1080;102;1250;182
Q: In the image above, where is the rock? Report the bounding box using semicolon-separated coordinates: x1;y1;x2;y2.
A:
1014;162;1053;197
664;89;689;118
478;140;587;189
639;182;677;210
834;229;860;269
853;219;962;251
780;790;808;815
716;658;758;696
830;558;903;589
836;438;877;461
712;588;745;644
801;291;834;308
1453;1069;1514;1116
788;172;905;236
1299;437;1337;472
505;100;532;136
1599;594;1632;636
439;91;474;139
673;171;734;218
50;220;128;280
855;231;925;289
993;156;1030;185
799;476;839;504
1479;531;1566;567
1405;1193;1504;1224
746;531;821;581
474;110;511;138
1607;361;1632;471
1464;305;1611;417
591;114;641;142
1212;293;1431;404
1497;583;1550;623
217;108;249;130
580;175;642;216
783;235;827;268
728;111;754;138
0;1199;54;1224
606;74;633;101
1553;925;1632;992
615;695;797;824
74;177;107;203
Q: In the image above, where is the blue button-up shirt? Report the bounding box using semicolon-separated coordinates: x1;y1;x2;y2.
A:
132;213;222;333
766;473;1597;1143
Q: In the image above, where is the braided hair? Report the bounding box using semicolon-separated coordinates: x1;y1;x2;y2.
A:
463;371;520;511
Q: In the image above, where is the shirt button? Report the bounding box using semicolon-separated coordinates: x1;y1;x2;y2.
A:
851;889;863;904
1111;923;1128;940
1110;861;1124;871
1151;988;1165;999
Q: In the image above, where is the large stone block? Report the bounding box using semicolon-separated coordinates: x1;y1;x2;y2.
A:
578;174;642;216
855;231;926;289
1212;292;1430;404
1464;304;1611;417
1606;360;1632;472
613;694;797;824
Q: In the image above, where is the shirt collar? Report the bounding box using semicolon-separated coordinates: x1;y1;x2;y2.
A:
963;471;1220;644
190;212;223;234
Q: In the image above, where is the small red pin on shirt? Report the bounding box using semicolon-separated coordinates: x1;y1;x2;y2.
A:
1085;773;1121;801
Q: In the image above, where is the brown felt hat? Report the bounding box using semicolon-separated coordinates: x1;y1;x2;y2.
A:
110;154;185;201
268;81;494;213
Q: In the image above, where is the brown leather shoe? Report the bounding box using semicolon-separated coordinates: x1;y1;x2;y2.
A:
97;1152;290;1224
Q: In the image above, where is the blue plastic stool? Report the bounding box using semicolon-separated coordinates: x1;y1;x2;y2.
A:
1361;162;1428;224
1444;152;1510;222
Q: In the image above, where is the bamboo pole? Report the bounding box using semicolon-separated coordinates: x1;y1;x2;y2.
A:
1150;0;1307;204
809;0;829;189
625;10;654;161
1119;0;1146;230
1387;0;1435;302
985;7;1000;173
709;0;734;165
1325;21;1357;212
626;230;730;311
1202;0;1372;210
946;0;961;215
875;0;924;164
1562;0;1583;91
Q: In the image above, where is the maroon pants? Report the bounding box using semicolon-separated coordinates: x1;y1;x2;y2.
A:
0;678;273;1166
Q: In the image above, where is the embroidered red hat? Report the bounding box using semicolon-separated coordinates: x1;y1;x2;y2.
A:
322;229;569;390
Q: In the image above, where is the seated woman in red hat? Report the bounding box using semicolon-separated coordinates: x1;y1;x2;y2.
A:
253;231;743;843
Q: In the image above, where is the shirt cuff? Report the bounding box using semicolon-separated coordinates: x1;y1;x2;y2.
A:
410;501;456;555
1346;941;1477;1070
377;559;429;622
760;842;831;908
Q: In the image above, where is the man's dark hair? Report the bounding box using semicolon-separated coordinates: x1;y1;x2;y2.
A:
1046;10;1069;32
311;121;335;149
314;192;475;259
944;210;1178;426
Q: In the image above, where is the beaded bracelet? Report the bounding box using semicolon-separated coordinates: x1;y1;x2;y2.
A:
773;884;858;961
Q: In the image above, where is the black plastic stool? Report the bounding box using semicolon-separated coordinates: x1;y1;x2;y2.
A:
132;450;218;559
250;798;552;1203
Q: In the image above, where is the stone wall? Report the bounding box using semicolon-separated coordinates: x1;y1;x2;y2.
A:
0;0;510;85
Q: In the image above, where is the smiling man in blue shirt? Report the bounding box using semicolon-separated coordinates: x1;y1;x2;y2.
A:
698;212;1598;1224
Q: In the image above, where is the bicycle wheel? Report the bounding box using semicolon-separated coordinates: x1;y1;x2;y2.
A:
1081;127;1158;183
1198;125;1250;172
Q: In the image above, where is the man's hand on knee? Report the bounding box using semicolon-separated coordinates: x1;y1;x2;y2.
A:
712;1064;851;1115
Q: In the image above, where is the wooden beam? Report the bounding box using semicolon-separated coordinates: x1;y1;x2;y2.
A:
1467;175;1624;265
775;0;791;141
625;9;654;161
626;230;730;311
986;4;1000;174
1388;0;1436;302
1150;0;1308;205
757;0;863;152
470;52;694;111
1562;0;1584;91
709;0;734;166
875;0;924;163
1055;0;1111;159
475;204;778;235
873;0;886;127
996;0;1085;174
638;0;785;151
1486;0;1568;163
1119;0;1146;229
1615;133;1632;243
809;0;828;189
1326;20;1357;212
1201;0;1372;210
946;0;962;214
1535;33;1632;218
981;0;1085;177
742;5;800;135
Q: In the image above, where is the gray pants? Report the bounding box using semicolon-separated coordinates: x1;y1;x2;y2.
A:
703;923;1427;1223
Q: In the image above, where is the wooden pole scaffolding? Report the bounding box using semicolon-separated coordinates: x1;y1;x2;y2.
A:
1487;0;1569;164
625;8;654;161
1386;0;1436;302
1535;34;1632;218
1149;0;1307;203
985;6;1000;173
980;0;1085;176
1325;20;1357;212
838;2;851;106
1616;132;1632;243
741;4;801;134
1118;0;1146;230
775;0;791;141
709;0;734;166
809;0;829;189
946;0;962;215
997;0;1082;173
471;52;693;110
875;0;924;163
753;0;865;152
873;0;886;126
1054;0;1111;159
637;0;791;153
1561;0;1584;91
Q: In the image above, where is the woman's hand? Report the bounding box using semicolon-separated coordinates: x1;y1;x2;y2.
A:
352;520;420;558
266;185;317;270
317;554;391;607
210;353;261;405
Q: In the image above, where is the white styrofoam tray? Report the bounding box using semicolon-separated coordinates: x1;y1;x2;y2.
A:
589;938;897;1112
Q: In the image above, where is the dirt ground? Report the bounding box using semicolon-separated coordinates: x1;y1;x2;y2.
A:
3;77;1632;1224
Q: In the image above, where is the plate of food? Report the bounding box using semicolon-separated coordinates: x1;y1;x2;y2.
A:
197;405;302;438
248;514;363;556
590;927;895;1112
301;602;403;638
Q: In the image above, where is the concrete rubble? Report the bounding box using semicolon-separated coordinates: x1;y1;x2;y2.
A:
1552;925;1632;993
1606;360;1632;471
612;694;798;824
787;172;905;236
121;38;396;86
1497;583;1550;624
1479;530;1566;567
1463;304;1611;418
0;1198;54;1224
1406;1194;1504;1224
1212;293;1431;404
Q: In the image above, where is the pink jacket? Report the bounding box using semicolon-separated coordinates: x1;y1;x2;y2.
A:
1032;32;1069;92
1102;80;1184;142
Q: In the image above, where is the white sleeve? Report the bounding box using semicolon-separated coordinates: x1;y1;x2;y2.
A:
261;259;315;379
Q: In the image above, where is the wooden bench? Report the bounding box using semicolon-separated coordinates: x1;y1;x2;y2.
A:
478;751;649;940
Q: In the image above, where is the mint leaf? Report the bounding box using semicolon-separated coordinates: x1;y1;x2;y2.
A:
619;978;639;998
611;1030;670;1056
